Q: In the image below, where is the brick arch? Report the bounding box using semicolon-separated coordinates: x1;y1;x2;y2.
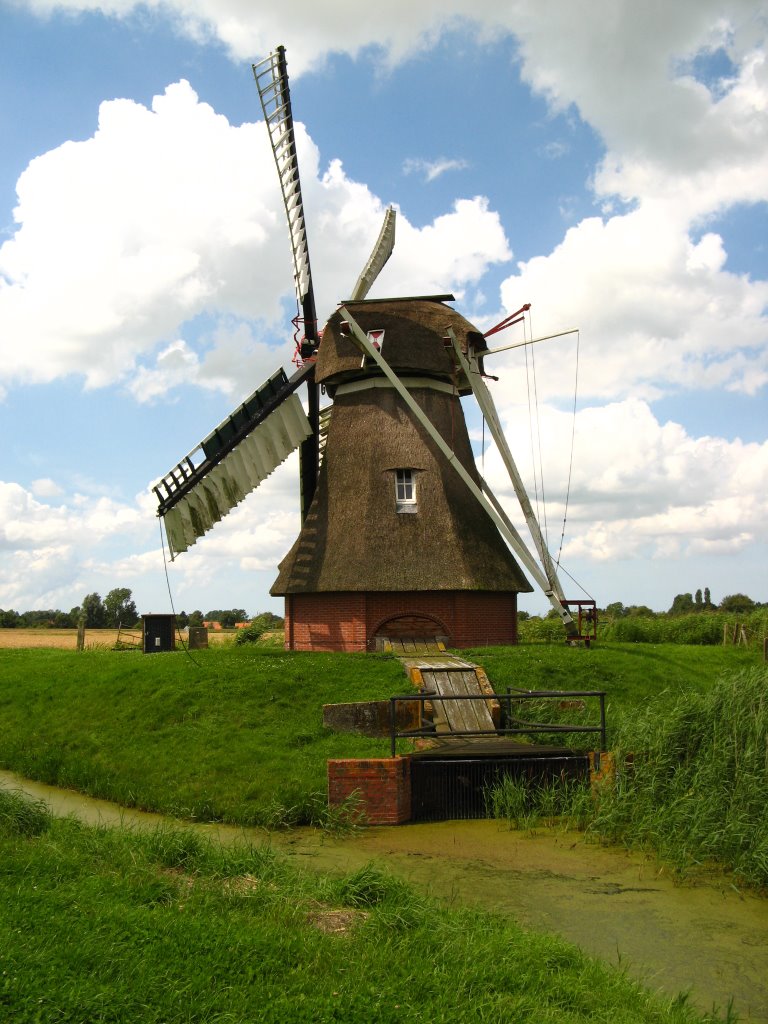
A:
371;612;451;641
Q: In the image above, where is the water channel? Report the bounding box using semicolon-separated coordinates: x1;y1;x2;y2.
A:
2;770;766;1022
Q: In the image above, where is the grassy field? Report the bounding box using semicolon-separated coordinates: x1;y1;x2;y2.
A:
0;787;735;1024
0;644;407;825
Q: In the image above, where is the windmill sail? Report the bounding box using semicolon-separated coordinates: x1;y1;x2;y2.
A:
350;207;396;301
445;329;569;604
252;46;318;352
154;365;313;559
253;45;321;510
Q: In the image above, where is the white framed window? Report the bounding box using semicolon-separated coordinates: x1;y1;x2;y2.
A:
395;468;417;513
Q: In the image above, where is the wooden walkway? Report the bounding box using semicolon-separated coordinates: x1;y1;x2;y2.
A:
382;637;498;743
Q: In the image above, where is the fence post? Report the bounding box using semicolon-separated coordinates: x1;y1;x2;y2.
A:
76;611;86;652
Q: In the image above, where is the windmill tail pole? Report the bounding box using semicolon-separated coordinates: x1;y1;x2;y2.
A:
445;329;578;638
479;477;578;638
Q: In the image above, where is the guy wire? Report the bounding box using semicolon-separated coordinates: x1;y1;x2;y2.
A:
159;519;203;669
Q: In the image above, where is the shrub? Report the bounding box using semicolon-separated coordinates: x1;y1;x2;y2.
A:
234;622;265;645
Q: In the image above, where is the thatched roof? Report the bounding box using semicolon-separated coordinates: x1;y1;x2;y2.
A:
271;383;532;595
315;298;485;393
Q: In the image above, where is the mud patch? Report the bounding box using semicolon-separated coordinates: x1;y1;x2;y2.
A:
306;907;369;936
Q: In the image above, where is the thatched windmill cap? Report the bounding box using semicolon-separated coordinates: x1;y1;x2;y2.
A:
315;296;485;391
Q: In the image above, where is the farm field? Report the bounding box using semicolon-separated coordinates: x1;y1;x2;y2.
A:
0;627;234;649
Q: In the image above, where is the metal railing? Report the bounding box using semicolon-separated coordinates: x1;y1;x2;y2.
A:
389;689;607;757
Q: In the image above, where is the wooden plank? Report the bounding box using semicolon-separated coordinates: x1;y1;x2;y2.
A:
428;671;466;733
460;670;496;732
450;669;494;733
421;668;495;736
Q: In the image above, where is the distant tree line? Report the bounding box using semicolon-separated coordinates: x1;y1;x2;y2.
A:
604;589;761;618
0;596;284;633
0;588;139;629
526;587;762;626
178;610;284;630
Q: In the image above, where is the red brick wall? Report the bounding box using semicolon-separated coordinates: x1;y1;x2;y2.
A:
327;757;411;825
283;591;518;651
285;592;367;651
453;592;519;648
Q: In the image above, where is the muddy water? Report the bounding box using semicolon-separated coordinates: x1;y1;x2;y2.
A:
3;770;767;1022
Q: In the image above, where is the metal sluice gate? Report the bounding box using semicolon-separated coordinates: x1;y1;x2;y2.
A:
409;754;590;822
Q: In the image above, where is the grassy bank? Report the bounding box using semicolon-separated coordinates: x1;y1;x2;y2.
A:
0;788;733;1024
482;661;768;887
0;646;406;825
0;643;758;828
519;609;768;645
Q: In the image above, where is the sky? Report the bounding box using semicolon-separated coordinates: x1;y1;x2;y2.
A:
1;0;766;620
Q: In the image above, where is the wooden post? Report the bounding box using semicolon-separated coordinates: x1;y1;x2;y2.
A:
76;612;86;652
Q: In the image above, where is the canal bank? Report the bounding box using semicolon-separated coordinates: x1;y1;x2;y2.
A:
2;770;766;1022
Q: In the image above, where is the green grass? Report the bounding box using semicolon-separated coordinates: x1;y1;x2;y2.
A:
0;646;406;826
0;643;758;828
481;656;768;887
0;789;734;1024
462;641;756;710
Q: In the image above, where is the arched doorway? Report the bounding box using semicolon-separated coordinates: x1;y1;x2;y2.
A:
373;613;450;644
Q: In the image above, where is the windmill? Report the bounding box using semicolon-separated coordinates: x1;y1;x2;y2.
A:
153;46;588;651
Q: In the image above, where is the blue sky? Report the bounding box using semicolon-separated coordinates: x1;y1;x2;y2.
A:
1;0;766;620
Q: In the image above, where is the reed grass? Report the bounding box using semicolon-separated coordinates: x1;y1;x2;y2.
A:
590;666;768;886
486;665;768;887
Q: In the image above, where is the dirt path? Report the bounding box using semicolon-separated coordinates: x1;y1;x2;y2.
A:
2;770;766;1022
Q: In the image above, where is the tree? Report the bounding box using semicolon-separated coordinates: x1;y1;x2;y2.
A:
176;610;189;629
205;609;248;628
719;593;756;614
249;611;284;632
81;592;106;628
669;593;695;616
0;609;19;628
704;587;712;607
604;602;627;619
188;610;204;628
104;588;138;627
695;589;703;608
51;610;75;627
